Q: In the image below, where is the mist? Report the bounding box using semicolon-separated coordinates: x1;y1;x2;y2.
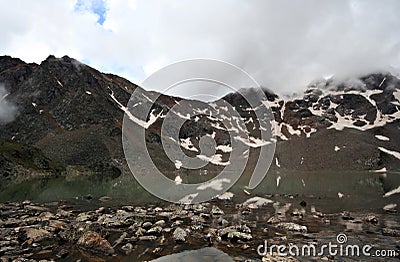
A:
1;0;400;98
0;85;17;125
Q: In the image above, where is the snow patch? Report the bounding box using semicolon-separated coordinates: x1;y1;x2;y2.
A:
276;176;281;187
174;160;182;170
217;191;234;200
372;167;387;173
110;89;162;129
375;135;390;141
275;157;281;168
56;79;63;87
216;144;232;153
234;136;271;148
197;154;230;166
242;197;273;208
378;147;400;160
174;175;182;185
180;138;198;152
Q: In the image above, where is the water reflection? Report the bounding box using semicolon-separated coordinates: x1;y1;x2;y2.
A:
0;170;399;212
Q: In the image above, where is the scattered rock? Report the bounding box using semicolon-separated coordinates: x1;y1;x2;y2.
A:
341;211;354;220
142;221;153;229
25;228;51;242
218;225;252;241
242;197;273;209
173;227;187;242
275;222;307;233
363;215;378;224
211;206;224;216
121;243;134;253
147;226;162;235
382;228;400;237
77;231;114;255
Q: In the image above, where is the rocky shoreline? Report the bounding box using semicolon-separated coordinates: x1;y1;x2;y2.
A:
0;195;399;261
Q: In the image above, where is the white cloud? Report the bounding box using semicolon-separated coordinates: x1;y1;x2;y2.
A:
0;85;17;124
1;0;400;97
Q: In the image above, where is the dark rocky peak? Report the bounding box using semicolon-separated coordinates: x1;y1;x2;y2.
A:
305;72;400;95
0;56;27;72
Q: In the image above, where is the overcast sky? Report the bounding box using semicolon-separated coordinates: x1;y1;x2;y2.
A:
1;0;400;98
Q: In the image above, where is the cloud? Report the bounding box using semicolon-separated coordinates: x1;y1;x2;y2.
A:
0;0;400;98
0;85;17;124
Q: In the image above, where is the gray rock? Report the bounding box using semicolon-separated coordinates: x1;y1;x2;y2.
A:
173;227;187;242
275;222;307;233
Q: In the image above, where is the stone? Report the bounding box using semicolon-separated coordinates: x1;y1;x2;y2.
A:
142;221;153;229
211;206;224;216
154;220;166;227
218;226;252;241
77;231;114;255
25;228;51;242
147;226;162;235
173;227;187;242
363;215;378;224
242;197;273;209
121;243;134;253
275;222;307;233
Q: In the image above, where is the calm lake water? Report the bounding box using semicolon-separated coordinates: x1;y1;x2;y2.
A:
1;170;399;213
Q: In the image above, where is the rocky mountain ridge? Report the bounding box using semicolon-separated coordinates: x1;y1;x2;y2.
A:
0;55;399;190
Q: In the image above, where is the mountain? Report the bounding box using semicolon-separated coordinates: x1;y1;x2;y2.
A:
0;55;399;190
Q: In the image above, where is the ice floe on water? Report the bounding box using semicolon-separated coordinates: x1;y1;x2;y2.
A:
178;193;198;204
371;167;387;173
197;178;231;191
384;186;400;197
241;196;273;209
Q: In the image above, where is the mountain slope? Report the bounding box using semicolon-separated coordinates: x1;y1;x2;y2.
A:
0;55;399;190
